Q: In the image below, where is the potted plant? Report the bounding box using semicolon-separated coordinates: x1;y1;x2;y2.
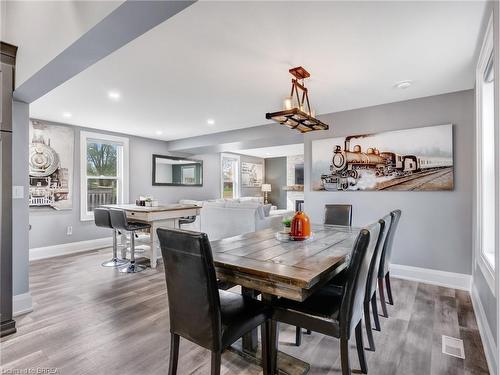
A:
282;217;292;233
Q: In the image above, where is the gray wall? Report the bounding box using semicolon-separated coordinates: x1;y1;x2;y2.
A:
304;90;474;275
12;101;29;296
29;122;221;249
265;157;287;208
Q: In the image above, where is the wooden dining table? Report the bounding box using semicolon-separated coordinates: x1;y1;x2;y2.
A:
211;224;360;375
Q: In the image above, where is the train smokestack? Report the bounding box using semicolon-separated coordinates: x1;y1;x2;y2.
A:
345;134;371;152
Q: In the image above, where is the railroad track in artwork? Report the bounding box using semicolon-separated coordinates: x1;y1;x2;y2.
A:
377;167;453;191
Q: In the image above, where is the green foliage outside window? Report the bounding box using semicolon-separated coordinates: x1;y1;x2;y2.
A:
87;142;117;176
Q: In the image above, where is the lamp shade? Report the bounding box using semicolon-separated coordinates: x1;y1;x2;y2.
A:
261;184;272;192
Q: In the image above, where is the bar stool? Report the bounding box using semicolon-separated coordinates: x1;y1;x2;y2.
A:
179;216;196;226
94;208;128;268
109;208;151;273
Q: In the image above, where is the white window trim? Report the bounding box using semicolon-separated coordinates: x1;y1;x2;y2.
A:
80;131;129;221
474;13;496;294
220;153;240;199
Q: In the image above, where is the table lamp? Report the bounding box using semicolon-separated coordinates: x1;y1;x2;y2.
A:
261;184;272;204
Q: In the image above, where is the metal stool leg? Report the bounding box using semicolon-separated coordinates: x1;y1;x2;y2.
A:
102;229;128;267
120;231;146;273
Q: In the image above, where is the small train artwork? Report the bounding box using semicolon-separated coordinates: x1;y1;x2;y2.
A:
311;124;453;191
29;120;74;210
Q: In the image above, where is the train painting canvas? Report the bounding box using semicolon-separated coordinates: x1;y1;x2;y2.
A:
29;120;74;210
311;124;453;191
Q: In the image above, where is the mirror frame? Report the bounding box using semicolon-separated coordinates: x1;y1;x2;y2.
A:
152;154;203;187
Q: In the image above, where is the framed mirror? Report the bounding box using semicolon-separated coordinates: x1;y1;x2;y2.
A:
152;154;203;186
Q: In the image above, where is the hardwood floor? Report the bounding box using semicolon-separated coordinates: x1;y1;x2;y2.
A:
1;248;490;375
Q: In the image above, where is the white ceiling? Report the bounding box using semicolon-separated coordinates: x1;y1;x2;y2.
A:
28;1;487;141
2;1;124;86
239;144;304;159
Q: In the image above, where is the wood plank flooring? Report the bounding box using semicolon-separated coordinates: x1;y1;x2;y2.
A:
0;248;490;375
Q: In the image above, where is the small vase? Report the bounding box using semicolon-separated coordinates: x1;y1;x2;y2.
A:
290;211;311;240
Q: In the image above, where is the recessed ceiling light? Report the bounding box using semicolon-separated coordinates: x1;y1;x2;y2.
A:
108;90;121;100
156;130;163;135
62;112;72;118
395;80;412;89
207;119;215;126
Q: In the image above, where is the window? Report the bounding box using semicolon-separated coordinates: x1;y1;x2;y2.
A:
475;14;496;289
80;131;129;221
221;153;240;199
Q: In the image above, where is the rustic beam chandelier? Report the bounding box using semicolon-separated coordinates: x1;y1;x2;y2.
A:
266;66;329;133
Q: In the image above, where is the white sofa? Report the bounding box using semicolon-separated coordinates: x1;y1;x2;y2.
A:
179;198;294;240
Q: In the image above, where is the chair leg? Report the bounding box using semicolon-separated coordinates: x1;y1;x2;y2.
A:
120;231;146;273
363;300;375;351
340;337;351;375
261;320;271;375
355;321;368;374
371;292;381;331
269;320;279;375
295;326;302;346
101;229;128;267
385;272;394;305
378;277;389;318
210;351;221;375
168;333;180;375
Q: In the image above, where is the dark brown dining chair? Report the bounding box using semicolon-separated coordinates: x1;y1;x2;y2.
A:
273;222;381;375
378;209;402;317
295;215;388;351
361;216;389;351
294;203;354;343
324;204;353;226
156;228;272;375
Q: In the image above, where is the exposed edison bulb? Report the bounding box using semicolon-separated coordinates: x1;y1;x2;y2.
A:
283;96;293;110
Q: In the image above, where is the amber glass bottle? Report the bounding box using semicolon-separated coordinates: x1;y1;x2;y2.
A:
290;211;311;240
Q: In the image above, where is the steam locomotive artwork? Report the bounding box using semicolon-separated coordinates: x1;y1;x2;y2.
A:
312;124;454;191
29;121;74;210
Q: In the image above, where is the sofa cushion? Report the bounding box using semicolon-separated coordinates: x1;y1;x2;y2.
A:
239;196;264;204
204;201;226;208
225;201;265;219
263;204;272;217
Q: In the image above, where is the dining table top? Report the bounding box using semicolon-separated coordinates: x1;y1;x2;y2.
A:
211;224;360;301
103;203;201;212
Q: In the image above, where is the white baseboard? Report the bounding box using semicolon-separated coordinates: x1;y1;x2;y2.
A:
13;292;33;317
30;237;112;261
390;264;472;291
471;284;497;375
